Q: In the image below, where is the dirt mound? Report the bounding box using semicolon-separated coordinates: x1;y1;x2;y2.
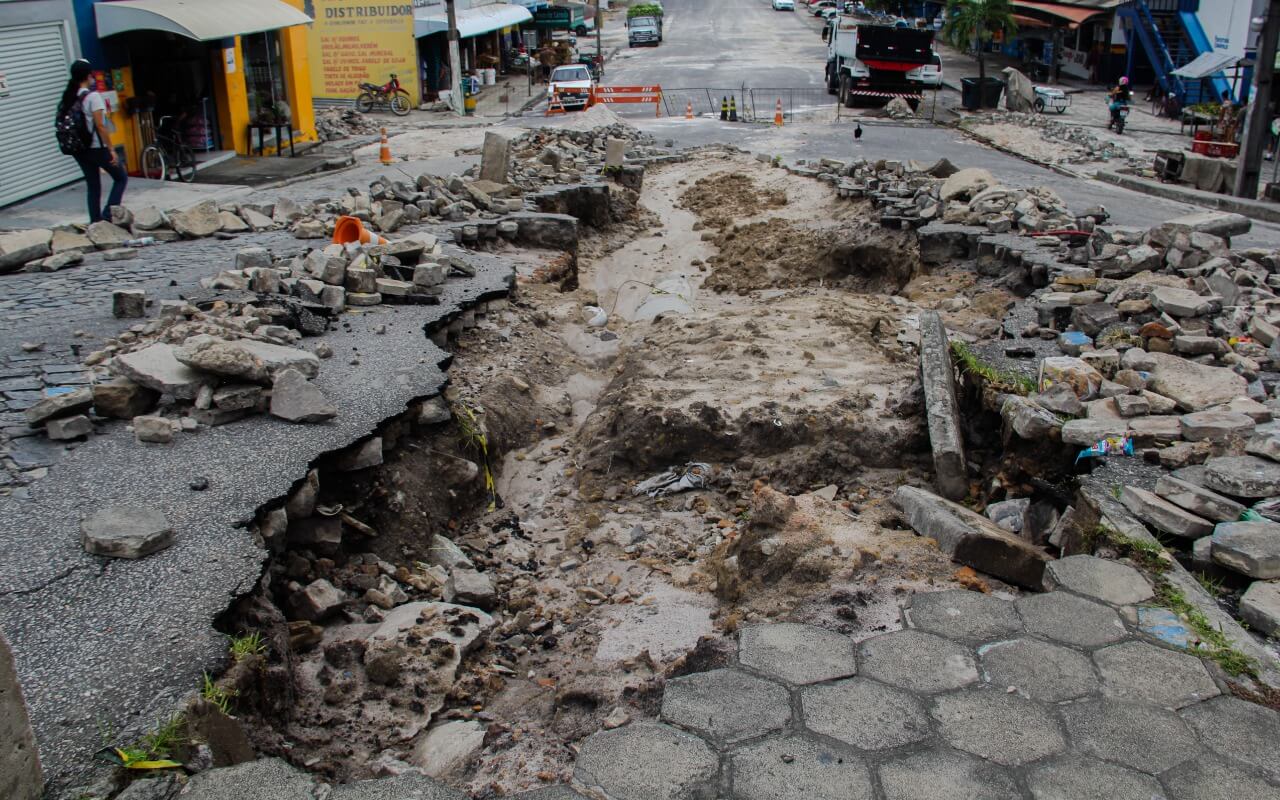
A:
703;218;921;294
678;171;788;229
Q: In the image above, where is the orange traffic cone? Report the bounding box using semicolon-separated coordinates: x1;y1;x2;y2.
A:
774;98;784;126
685;101;694;119
379;127;392;165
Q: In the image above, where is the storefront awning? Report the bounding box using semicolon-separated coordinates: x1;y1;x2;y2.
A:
1011;1;1107;29
95;0;312;41
415;3;535;38
1172;51;1238;80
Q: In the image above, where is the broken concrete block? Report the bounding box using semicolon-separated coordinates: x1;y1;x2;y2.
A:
175;335;320;384
25;387;93;426
92;379;159;420
1179;410;1255;443
112;343;208;400
1210;521;1280;578
81;505;174;559
1040;356;1104;401
894;485;1051;589
46;415;93;441
286;579;346;621
1120;486;1213;540
112;289;147;319
269;368;336;424
169;200;222;238
1238;580;1280;636
444;569;497;610
409;720;486;778
1001;396;1060;440
85;220;131;249
0;228;52;271
479;130;513;184
918;311;966;501
333;437;383;471
133;415;174;444
1202;456;1280;499
1154;475;1245;524
1146;353;1247;412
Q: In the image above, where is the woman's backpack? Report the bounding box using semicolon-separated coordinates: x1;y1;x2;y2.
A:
55;96;93;155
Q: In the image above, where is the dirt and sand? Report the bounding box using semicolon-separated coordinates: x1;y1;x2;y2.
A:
233;150;1026;796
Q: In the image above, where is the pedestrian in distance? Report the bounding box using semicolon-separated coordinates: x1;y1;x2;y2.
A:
57;59;127;223
538;45;555;83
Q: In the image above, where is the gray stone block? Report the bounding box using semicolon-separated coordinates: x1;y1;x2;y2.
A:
1094;641;1219;709
1059;699;1199;773
858;630;978;694
1203;455;1280;499
877;749;1022;800
1210;521;1280;578
930;688;1067;766
1154;475;1245;524
1026;754;1167;800
1120;486;1214;540
728;733;873;800
1239;580;1280;636
918;311;967;500
181;759;317;800
328;773;466;800
1017;592;1128;647
800;678;931;751
1159;756;1280;800
1042;555;1153;606
1179;696;1280;781
737;623;856;686
660;668;789;746
0;633;41;800
905;590;1022;642
507;789;589;800
978;638;1099;702
80;504;175;559
574;722;718;800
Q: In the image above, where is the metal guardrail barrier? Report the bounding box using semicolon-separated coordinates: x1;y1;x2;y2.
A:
653;86;944;122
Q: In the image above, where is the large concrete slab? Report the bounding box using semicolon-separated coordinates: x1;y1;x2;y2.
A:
1026;754;1167;800
904;590;1022;642
660;668;790;746
1059;699;1200;774
917;311;967;500
736;623;856;686
857;630;978;694
1017;591;1129;647
877;749;1022;800
800;678;932;751
729;734;873;800
1093;641;1220;709
574;722;718;800
930;688;1067;766
977;638;1099;702
894;486;1051;589
1179;696;1280;782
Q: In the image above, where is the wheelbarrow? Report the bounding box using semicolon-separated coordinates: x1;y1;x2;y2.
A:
1033;86;1071;114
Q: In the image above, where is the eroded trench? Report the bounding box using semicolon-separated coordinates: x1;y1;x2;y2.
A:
210;152;1068;796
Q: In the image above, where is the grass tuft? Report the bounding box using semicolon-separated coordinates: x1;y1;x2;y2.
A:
229;631;266;662
200;672;238;715
949;340;1036;395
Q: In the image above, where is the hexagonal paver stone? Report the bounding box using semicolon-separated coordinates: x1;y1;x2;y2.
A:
1180;696;1280;780
575;722;718;800
1043;555;1154;605
978;638;1099;702
1017;592;1129;648
1160;755;1280;800
737;623;856;685
905;590;1023;642
661;668;790;746
858;630;978;694
800;678;932;751
1026;754;1167;800
878;749;1022;800
930;688;1067;766
729;734;873;800
509;789;590;800
1059;699;1200;774
1094;641;1220;709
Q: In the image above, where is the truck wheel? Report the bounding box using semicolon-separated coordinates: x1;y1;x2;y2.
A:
825;64;837;95
841;76;856;108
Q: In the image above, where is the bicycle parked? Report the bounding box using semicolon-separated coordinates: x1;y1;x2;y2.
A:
356;73;412;116
140;115;196;182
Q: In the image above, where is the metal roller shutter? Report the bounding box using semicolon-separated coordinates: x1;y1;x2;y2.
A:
0;21;82;208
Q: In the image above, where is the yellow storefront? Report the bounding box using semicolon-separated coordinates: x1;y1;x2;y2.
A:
90;0;318;171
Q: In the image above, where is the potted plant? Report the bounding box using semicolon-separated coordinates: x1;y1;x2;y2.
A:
943;0;1017;109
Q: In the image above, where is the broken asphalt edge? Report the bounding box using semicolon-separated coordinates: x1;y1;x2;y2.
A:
0;246;516;789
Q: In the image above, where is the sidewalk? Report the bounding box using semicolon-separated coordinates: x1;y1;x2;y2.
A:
0;178;252;232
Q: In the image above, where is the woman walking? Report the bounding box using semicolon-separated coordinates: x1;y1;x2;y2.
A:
59;59;126;223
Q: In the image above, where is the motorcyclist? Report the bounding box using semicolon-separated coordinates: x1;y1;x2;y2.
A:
1108;76;1131;129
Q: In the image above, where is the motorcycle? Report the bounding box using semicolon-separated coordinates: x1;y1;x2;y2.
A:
356;74;412;116
1108;100;1130;134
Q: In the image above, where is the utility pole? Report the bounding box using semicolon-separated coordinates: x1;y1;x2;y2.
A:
446;0;464;117
1235;0;1280;198
595;0;603;70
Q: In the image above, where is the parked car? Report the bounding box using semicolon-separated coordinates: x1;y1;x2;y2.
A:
772;0;795;9
548;64;595;110
819;7;839;19
811;0;837;14
907;53;943;87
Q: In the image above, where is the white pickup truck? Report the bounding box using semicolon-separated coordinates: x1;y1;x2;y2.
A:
548;64;595;110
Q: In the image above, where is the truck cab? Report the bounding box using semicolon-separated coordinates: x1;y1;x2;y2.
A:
628;15;662;46
823;15;935;108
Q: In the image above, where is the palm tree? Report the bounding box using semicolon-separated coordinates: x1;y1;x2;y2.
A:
942;0;1018;84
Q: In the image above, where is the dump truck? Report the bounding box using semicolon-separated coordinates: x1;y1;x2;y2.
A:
823;16;936;108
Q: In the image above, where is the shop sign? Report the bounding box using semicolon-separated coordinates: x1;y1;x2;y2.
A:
307;0;419;101
533;7;572;28
224;47;237;74
0;71;9;97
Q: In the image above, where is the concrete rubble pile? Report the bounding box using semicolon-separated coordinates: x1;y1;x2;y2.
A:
20;230;474;445
798;158;1077;234
974;111;1141;167
505;122;666;191
314;106;381;141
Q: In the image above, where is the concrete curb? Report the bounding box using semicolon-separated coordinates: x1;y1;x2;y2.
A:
1095;170;1280;225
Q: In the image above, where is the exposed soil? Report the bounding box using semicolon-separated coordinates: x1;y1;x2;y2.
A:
228;152;1025;797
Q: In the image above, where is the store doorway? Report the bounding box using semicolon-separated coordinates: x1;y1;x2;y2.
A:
243;30;296;151
125;31;229;169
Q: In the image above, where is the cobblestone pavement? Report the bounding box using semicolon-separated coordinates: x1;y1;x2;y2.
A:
561;555;1280;800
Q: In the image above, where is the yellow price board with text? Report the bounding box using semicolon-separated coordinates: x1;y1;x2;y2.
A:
306;1;418;102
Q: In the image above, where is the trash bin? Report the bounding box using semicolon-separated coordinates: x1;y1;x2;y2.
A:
961;77;1005;110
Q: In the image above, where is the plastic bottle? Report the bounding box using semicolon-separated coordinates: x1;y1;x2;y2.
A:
124;237;157;248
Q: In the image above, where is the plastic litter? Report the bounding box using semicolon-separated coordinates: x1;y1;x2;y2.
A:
1239;508;1265;522
633;462;712;497
124;237;157;248
1075;435;1133;463
584;305;608;327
